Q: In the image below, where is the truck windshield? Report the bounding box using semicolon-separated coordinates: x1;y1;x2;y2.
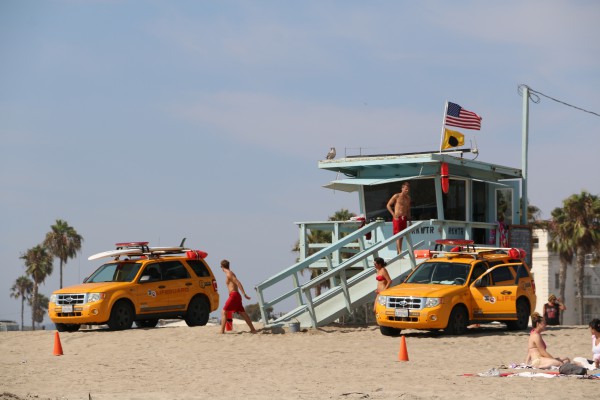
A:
405;262;471;285
87;262;143;283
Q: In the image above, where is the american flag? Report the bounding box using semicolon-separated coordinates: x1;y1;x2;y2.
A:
445;102;482;130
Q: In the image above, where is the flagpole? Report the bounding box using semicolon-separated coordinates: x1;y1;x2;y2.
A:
521;86;529;224
439;101;449;153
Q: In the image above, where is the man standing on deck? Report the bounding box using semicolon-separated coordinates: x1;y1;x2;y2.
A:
220;259;257;334
386;181;411;255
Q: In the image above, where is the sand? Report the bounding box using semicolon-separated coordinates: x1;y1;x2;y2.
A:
0;322;598;399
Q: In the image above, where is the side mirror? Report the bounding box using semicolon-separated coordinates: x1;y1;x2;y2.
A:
139;275;150;283
474;279;484;288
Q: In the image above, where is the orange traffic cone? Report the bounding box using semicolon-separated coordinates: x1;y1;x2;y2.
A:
225;311;233;331
53;332;64;356
398;335;409;361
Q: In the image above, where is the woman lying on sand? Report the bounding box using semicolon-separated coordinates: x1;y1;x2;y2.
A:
526;312;570;369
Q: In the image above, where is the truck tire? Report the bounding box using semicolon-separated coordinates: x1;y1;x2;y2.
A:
185;297;210;326
107;301;134;331
445;306;468;335
506;299;530;331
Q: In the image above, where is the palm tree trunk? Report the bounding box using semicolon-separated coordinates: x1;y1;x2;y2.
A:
21;298;25;331
576;251;585;325
60;259;64;289
558;260;567;324
31;284;38;331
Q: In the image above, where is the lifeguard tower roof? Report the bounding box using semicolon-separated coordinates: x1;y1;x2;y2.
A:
319;150;521;193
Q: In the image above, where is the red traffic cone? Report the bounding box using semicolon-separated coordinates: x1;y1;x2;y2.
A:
398;335;409;362
225;311;233;331
53;332;64;356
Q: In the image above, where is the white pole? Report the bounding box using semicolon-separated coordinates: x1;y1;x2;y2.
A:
521;86;529;224
439;101;449;152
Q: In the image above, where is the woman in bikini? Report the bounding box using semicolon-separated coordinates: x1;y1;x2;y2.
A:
373;257;391;312
573;318;600;370
526;312;570;369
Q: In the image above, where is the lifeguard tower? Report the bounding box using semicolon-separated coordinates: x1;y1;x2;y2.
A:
255;149;528;329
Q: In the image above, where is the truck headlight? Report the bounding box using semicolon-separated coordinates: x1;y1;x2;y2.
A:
378;295;387;306
424;298;442;308
87;293;105;303
49;294;57;303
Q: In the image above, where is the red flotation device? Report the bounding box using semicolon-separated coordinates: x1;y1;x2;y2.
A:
186;250;208;259
441;162;449;194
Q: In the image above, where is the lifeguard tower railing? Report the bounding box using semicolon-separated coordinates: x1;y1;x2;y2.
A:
255;218;498;328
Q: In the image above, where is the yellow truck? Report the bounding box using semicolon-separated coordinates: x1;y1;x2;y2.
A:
48;242;220;332
375;246;536;336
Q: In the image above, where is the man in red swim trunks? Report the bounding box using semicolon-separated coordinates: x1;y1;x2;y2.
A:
220;259;257;334
386;181;411;255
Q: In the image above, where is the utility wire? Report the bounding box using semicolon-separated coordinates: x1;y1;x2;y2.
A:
518;84;600;117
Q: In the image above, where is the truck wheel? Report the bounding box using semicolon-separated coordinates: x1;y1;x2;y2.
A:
135;319;159;328
506;299;530;331
379;325;402;336
445;306;468;335
185;297;210;326
107;301;134;331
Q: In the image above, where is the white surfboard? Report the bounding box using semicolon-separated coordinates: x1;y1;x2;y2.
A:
147;246;190;255
88;248;143;261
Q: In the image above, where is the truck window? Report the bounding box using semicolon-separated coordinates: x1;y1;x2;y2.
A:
469;262;488;285
490;266;514;285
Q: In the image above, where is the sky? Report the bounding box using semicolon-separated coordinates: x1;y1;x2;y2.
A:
1;0;599;326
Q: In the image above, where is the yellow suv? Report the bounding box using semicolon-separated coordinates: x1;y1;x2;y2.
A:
48;242;219;332
375;243;536;336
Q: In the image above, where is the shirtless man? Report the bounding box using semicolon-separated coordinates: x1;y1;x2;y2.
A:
220;259;257;334
386;181;411;255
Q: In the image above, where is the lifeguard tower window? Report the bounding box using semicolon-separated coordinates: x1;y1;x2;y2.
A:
442;179;466;221
496;188;513;225
364;179;438;221
472;180;488;244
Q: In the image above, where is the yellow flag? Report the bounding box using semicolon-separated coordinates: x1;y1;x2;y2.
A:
442;128;464;150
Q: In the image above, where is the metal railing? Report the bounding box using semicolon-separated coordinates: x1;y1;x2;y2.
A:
255;220;427;327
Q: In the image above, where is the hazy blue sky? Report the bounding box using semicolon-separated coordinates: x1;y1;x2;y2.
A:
1;1;599;325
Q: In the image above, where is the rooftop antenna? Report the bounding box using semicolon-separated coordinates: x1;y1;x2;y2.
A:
179;237;187;248
470;138;479;160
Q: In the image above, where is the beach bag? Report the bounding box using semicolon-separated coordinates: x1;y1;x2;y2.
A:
559;363;587;375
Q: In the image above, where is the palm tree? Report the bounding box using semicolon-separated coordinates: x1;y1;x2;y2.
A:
44;219;83;288
561;191;600;324
10;276;33;330
547;206;574;318
21;245;53;330
292;209;357;296
30;293;49;328
329;208;356;222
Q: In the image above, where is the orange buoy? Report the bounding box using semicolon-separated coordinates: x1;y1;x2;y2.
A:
441;162;449;194
225;311;233;331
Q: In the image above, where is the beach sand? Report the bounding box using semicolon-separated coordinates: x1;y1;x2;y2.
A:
0;322;597;399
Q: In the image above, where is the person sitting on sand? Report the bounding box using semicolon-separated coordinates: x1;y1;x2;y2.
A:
525;312;570;369
373;257;392;312
573;318;600;370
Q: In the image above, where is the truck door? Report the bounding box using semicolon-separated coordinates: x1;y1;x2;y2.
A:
136;262;170;315
159;260;193;312
470;264;518;320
